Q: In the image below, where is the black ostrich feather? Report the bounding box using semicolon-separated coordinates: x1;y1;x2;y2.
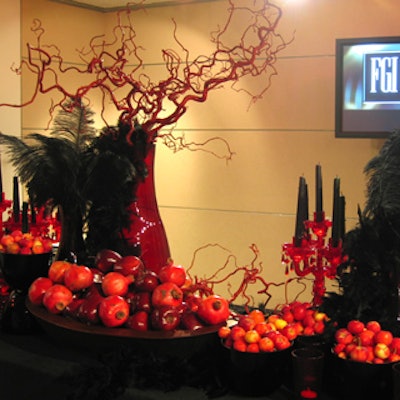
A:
0;103;96;261
365;130;400;222
82;121;149;257
322;131;400;334
0;102;150;261
0;103;95;211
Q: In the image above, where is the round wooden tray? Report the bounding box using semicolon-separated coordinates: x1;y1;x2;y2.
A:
26;299;222;357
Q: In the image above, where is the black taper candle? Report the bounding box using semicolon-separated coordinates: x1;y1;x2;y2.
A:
295;176;308;246
331;177;341;246
315;164;323;222
30;199;36;225
13;176;20;223
340;195;346;241
22;201;29;233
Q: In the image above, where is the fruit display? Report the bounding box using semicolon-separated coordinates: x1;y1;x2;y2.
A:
219;309;293;353
332;319;400;364
276;300;329;337
219;301;330;354
27;250;231;332
0;230;53;255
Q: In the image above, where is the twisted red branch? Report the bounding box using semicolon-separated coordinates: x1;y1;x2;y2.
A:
2;0;289;143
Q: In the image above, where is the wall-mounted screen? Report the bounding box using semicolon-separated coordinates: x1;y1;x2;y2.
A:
335;36;400;138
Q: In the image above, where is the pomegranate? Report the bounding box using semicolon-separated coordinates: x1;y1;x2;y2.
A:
151;282;183;308
42;284;73;314
158;261;187;287
63;264;94;292
101;271;133;297
48;260;72;283
98;295;130;327
197;295;230;325
28;277;53;305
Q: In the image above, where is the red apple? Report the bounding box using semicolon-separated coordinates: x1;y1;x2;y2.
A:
281;324;298;341
233;338;247;352
350;345;369;362
366;320;381;334
259;336;275;352
347;320;365;335
333;343;346;355
391;337;400;353
282;310;294;323
238;315;256;331
230;325;246;341
389;353;400;362
359;329;375;346
113;255;144;278
375;330;393;346
244;329;261;344
292;304;307;321
273;333;291;350
374;343;391;360
335;328;354;345
247;343;260;353
95;249;122;273
314;320;325;335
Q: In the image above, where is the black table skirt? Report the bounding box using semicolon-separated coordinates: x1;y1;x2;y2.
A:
0;294;391;400
0;328;301;400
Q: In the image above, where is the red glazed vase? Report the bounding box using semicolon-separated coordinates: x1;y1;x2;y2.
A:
121;144;170;274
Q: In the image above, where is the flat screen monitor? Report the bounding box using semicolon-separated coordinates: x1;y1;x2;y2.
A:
335;36;400;138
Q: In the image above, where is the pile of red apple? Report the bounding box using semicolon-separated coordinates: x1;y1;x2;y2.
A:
27;249;231;332
276;300;328;337
219;310;293;353
333;319;400;364
218;301;329;354
0;230;53;255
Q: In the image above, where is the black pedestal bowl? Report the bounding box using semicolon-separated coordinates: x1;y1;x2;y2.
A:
220;342;292;396
0;252;52;292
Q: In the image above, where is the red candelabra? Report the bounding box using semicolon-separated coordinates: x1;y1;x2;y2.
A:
0;193;12;239
282;165;346;306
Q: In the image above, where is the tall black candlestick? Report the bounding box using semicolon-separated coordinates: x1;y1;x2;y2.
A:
295;176;308;246
315;164;323;221
340;195;346;241
331;177;341;246
22;201;29;233
30;199;36;225
305;182;309;226
13;176;20;223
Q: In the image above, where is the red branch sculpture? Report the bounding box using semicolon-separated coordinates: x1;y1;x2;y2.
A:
3;0;289;145
186;243;309;310
0;1;293;307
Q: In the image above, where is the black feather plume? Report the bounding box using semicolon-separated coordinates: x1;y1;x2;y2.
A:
322;130;400;334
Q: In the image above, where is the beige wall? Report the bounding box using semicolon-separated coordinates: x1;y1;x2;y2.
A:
4;0;399;307
0;0;21;201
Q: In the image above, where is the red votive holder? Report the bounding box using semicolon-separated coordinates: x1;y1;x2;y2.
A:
292;347;324;399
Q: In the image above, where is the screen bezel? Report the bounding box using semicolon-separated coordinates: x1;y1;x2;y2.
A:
335;36;400;138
